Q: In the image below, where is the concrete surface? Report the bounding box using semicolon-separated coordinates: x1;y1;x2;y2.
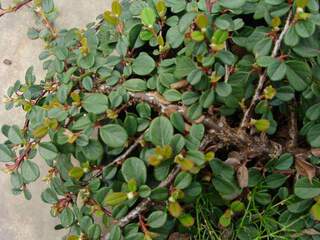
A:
0;1;110;239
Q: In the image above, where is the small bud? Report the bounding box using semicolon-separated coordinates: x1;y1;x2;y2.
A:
127;192;135;200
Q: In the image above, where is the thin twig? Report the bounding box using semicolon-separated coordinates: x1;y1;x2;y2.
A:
0;0;32;17
103;166;180;239
34;8;58;38
288;97;298;149
109;134;144;166
118;166;180;227
224;43;230;83
240;10;293;129
5;90;48;171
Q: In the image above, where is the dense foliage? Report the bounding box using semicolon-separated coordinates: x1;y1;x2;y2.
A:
1;0;320;239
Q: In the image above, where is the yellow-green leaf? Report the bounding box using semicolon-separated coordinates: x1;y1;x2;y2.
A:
67;236;79;240
68;167;84;180
263;85;277;100
195;14;208;29
168;201;183;218
178;214;194;227
271;17;281;28
112;0;122;16
191;31;205;42
141;7;156;27
103;10;119;25
156;0;167;17
311;203;320;220
219;209;232;227
104;192;128;206
252;119;270;132
32;125;49;138
296;0;309;8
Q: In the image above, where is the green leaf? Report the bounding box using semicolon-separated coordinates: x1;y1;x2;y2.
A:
163;89;182;102
275;153;294;170
306;103;320;121
68;167;84;180
294;177;320;199
187;69;203;85
8;125;24;144
77;53;95;69
59;207;74;227
23;188;32;200
216;50;236;65
88;224;101;240
41;188;58;204
0;144;14;162
165;0;186;13
174;172;192;189
11;172;23;189
212;29;229;45
82;94;109;114
150;116;174;146
166;25;184;49
295;20;316;38
253;38;273;57
123;79;147;92
27;27;39;40
141;8;156;27
170;112;185;133
21;160;40;183
190;124;204;141
212;175;241;200
109;225;122;240
38;142;58;161
276;86;295;102
307;124;320;148
284;26;300;46
187;103;203;121
100;124;128;148
219;0;246;9
286;60;311;91
150;187;168;200
82;76;93;91
139;185;151;198
136;102;151;118
42;0;54;13
216;82;232;97
81;140;104;162
105;192;128;206
265;174;288;189
267;60;287;81
174;56;196;78
121;157;147;185
132;53;155;76
147;211;167;228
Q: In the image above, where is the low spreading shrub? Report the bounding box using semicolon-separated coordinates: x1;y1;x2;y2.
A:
1;0;320;239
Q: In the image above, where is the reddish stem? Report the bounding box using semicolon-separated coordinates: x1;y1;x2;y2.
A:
0;0;32;17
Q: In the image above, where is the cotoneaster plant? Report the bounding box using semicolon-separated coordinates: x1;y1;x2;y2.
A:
1;0;320;239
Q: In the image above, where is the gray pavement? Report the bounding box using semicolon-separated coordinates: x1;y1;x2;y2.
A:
0;1;110;239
